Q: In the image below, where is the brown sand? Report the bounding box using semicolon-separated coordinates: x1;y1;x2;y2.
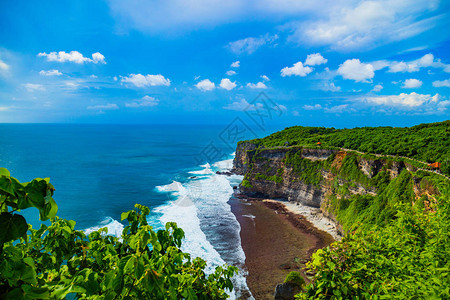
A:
231;198;334;299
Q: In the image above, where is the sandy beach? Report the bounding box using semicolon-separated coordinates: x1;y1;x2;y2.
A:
230;196;335;299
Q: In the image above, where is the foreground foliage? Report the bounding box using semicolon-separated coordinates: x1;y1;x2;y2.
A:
298;187;450;299
0;168;237;299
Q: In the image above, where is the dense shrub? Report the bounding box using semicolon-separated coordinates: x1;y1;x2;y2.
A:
0;168;237;299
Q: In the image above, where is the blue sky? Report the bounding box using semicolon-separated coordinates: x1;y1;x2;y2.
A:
0;0;449;127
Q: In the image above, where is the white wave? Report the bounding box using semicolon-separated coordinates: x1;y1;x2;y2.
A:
84;217;124;238
155;180;184;195
213;158;234;171
189;163;214;175
242;214;255;219
154;157;252;299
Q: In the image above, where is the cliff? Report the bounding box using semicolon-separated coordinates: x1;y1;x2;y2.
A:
233;142;444;234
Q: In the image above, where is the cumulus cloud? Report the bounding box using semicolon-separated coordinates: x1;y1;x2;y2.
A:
39;69;62;76
433;79;450;87
223;99;252;111
402;79;423;89
231;61;240;68
281;62;313;77
363;92;439;107
246;82;267;89
195;79;215;91
318;82;341;92
303;104;322;110
337;59;374;82
121;74;171;87
125;95;159;107
260;75;270;81
87;103;119;110
305;53;327;66
226;70;237;76
372;84;383;92
228;34;278;54
372;54;450;73
38;51;106;64
23;83;45;92
220;78;237;90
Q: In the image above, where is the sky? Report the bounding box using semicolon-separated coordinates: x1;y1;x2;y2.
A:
0;0;450;128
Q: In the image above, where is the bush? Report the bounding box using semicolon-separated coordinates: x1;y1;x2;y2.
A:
0;168;238;299
284;272;305;288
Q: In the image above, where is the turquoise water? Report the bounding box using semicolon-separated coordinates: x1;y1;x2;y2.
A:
0;123;278;298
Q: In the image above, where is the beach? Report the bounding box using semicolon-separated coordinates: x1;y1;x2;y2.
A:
230;196;335;299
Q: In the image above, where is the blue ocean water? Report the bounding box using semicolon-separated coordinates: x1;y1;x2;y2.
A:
0;124;278;298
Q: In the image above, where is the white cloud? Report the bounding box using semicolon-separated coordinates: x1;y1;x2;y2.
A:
325;104;348;114
337;59;374;82
318;82;341;92
226;70;237;76
195;79;215;91
0;59;9;71
231;61;240;68
228;34;278;54
433;79;450;87
303;104;322;110
220;78;237;90
121;74;171;87
278;104;287;111
281;62;313;77
23;83;45;92
90;74;98;78
291;0;440;51
39;69;62;76
223;99;253;111
38;51;106;64
292;110;300;116
92;52;106;64
363;92;438;107
260;75;270;81
305;53;327;66
126;95;159;108
107;0;442;53
65;82;80;89
372;84;383;92
246;82;267;89
372;54;450;74
402;79;422;89
87;103;119;110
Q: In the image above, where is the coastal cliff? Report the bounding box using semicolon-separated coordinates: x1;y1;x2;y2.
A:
232;122;449;299
232;141;443;235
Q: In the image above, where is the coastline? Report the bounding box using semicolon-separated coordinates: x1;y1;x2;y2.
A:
264;199;342;241
230;196;335;299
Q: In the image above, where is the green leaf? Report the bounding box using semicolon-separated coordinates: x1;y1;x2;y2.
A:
39;197;58;221
0;213;28;244
0;168;11;177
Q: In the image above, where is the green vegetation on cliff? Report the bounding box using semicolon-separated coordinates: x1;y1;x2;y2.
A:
243;120;450;174
237;121;450;299
298;187;450;299
0;168;237;299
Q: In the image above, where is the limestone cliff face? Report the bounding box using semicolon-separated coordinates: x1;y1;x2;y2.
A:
235;146;337;207
233;144;438;234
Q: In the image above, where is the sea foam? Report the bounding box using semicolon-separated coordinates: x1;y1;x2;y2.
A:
154;157;252;299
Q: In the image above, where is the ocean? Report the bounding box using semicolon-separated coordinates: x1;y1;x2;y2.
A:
0;124;278;298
